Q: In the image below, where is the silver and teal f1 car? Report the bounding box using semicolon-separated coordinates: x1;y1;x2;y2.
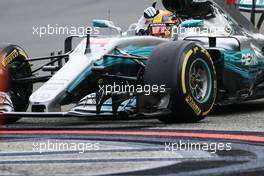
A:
1;0;264;124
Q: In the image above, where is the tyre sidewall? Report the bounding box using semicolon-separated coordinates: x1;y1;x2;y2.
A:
172;43;217;118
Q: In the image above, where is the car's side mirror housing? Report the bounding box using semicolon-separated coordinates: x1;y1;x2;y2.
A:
93;20;113;28
92;19;122;35
181;20;204;28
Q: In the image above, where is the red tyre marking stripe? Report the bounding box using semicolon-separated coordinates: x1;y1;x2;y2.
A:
0;130;263;142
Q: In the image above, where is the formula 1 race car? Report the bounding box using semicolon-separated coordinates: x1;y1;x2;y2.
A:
1;0;264;124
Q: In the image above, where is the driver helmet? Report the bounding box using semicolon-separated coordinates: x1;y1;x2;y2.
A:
150;10;181;38
162;0;193;12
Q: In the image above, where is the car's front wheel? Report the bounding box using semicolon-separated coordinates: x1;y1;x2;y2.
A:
144;41;217;123
0;44;33;124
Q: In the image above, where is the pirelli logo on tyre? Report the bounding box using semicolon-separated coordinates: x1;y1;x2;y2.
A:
181;49;193;94
1;49;27;67
181;46;216;117
185;94;202;116
18;50;28;60
2;49;19;67
201;48;211;59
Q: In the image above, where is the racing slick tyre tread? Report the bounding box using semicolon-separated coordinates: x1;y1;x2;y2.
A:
0;44;33;124
144;41;217;123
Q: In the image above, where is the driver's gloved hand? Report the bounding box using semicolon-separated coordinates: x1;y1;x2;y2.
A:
144;7;159;19
136;29;150;36
135;3;159;35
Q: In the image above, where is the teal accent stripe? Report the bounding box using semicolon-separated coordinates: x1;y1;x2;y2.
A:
67;45;154;93
223;48;260;79
67;68;92;93
96;45;154;67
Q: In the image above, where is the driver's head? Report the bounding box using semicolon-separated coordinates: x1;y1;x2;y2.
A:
162;0;192;12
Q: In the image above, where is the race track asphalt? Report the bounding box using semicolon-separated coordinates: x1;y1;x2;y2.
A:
0;0;264;175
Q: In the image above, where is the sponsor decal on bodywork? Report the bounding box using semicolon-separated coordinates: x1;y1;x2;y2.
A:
224;49;261;79
241;52;257;66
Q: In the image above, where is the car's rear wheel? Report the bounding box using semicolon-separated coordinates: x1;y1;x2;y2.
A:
144;41;217;123
0;44;33;124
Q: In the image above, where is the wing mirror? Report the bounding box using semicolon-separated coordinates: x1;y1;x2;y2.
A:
181;20;204;28
92;19;122;35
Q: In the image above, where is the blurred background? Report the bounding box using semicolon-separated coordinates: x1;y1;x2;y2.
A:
0;0;162;57
0;0;261;57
